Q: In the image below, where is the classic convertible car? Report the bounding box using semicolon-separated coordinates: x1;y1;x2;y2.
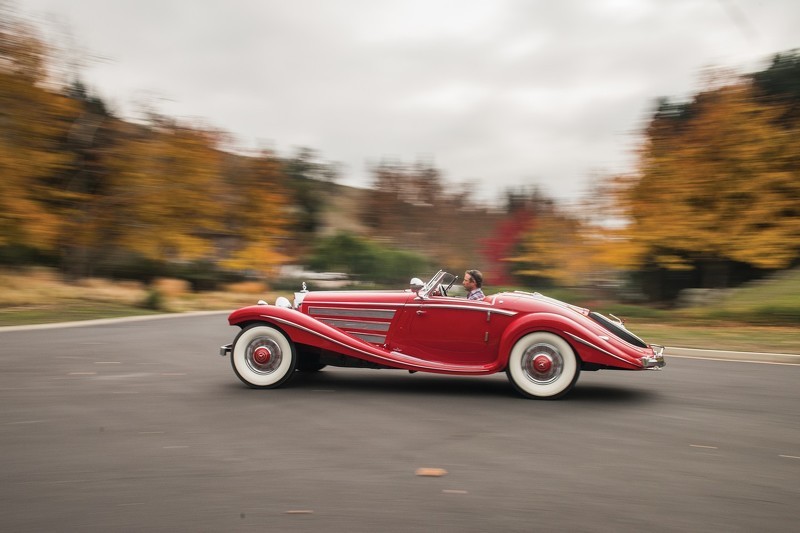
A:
220;271;665;399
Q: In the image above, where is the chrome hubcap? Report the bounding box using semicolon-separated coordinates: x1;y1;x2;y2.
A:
253;346;272;365
521;343;563;384
246;337;282;374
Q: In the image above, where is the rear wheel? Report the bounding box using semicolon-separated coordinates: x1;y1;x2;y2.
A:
506;332;579;399
231;324;297;388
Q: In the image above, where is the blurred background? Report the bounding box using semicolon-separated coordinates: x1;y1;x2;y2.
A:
1;1;798;329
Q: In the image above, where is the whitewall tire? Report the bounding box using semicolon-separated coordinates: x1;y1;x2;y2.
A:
506;332;580;399
231;324;297;388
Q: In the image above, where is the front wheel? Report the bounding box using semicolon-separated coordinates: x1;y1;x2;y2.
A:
231;324;297;388
506;332;580;399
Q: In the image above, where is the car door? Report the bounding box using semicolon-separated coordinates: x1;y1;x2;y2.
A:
402;297;499;365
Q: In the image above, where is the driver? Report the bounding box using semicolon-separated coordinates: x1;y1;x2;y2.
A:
463;269;485;301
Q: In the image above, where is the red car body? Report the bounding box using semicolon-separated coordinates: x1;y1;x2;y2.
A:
220;271;665;399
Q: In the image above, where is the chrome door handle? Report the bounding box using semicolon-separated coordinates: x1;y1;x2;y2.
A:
416;310;426;316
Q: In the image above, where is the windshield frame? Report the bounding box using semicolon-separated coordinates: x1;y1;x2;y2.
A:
418;270;457;300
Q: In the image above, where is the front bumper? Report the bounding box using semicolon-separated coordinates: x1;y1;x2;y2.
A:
220;343;232;357
642;344;666;369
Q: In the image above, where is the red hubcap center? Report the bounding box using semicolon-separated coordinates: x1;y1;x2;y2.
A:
254;346;272;364
533;354;552;373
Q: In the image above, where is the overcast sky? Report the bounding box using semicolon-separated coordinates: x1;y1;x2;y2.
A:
16;0;800;204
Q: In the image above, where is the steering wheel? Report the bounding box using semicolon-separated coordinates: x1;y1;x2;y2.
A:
439;284;448;297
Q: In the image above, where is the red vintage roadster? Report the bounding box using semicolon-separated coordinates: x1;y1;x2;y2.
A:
220;271;665;399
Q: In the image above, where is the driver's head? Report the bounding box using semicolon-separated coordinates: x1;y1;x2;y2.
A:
463;269;483;289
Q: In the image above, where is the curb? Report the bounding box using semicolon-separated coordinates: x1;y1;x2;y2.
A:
665;346;800;365
0;310;230;333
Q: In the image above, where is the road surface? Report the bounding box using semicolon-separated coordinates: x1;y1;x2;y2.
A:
1;313;799;532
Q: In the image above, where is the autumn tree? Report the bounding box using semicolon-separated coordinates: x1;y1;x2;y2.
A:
362;159;458;242
479;187;554;286
615;71;800;292
47;81;118;277
1;6;297;281
479;213;532;286
509;203;595;287
752;50;800;124
99;118;225;264
220;150;292;275
361;158;512;277
0;13;80;252
283;147;339;234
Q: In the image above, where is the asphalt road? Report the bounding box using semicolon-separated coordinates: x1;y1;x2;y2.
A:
1;313;799;532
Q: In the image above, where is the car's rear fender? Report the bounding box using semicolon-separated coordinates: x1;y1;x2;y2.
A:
497;312;641;370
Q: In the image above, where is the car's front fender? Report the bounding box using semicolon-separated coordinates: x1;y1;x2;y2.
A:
228;305;369;352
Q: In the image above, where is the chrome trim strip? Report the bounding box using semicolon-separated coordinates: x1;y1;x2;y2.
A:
309;307;396;319
308;301;404;308
564;331;637;367
320;318;391;332
406;303;517;317
352;333;386;344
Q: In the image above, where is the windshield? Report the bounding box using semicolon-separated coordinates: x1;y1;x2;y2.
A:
418;271;457;299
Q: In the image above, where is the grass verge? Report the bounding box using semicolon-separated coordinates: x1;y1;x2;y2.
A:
624;322;800;354
0;301;162;326
2;268;798;354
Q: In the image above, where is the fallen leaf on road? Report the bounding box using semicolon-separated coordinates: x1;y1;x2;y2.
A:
415;467;447;477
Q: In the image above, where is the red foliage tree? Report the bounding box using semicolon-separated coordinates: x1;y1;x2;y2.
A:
480;210;535;286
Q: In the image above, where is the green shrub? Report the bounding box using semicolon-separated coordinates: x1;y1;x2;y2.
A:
141;288;165;311
0;245;59;267
307;232;430;285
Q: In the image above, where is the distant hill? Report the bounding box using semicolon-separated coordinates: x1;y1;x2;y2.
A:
318;183;371;236
311;179;507;274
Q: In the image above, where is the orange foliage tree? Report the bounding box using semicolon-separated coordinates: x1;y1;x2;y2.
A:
0;15;80;250
509;205;596;287
219;150;292;275
614;74;800;285
97;119;225;262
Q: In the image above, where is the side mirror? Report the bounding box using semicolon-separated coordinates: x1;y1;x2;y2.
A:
410;277;424;292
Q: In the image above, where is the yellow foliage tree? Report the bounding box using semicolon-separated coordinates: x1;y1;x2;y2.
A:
0;17;80;249
100;120;225;262
618;79;800;272
219;150;292;275
511;207;594;287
